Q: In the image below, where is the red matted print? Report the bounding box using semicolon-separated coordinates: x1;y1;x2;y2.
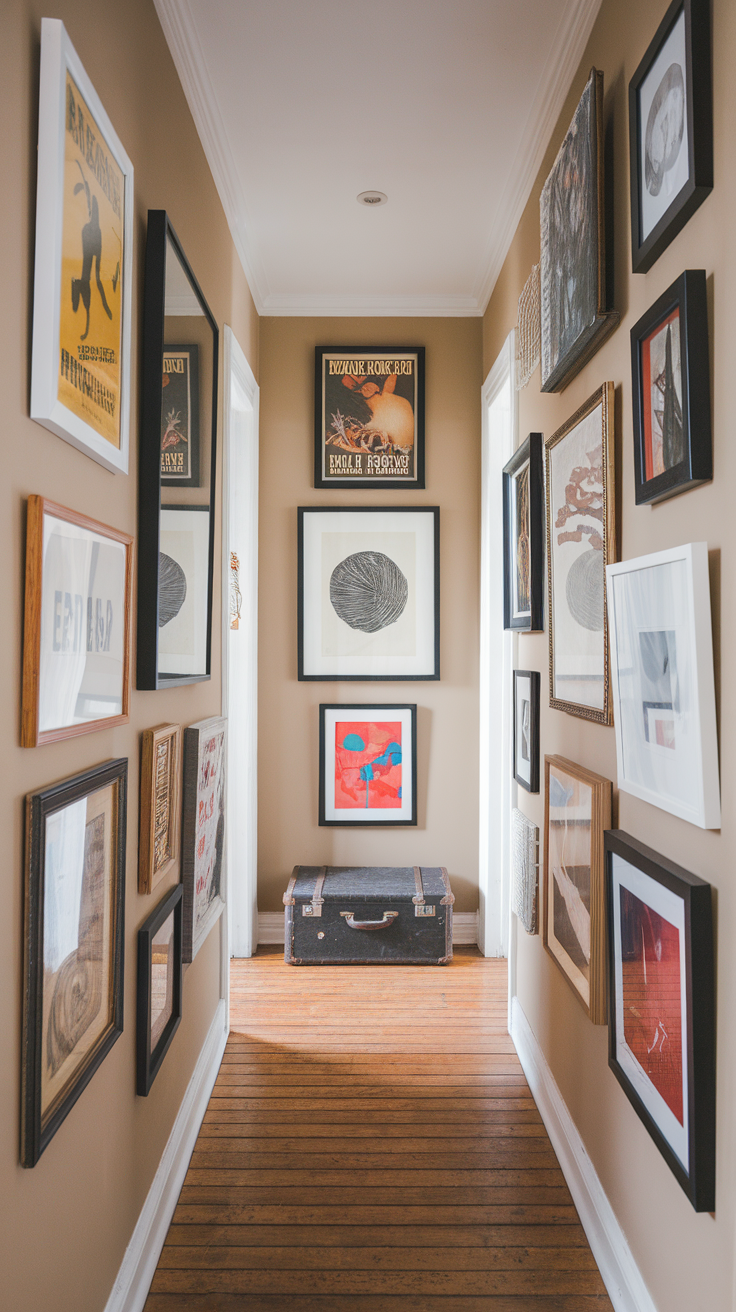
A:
620;885;683;1124
640;306;683;482
334;720;402;811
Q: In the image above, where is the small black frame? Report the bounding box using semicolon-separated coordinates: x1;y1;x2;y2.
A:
136;883;183;1096
513;671;540;793
161;343;200;487
502;433;544;631
629;0;712;274
319;703;418;826
605;830;715;1212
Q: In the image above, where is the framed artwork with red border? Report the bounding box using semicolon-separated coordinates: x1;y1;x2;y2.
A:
319;704;417;827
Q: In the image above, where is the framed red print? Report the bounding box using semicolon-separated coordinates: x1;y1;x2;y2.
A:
319;705;417;826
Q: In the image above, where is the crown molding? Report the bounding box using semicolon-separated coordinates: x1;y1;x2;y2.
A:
258;291;482;318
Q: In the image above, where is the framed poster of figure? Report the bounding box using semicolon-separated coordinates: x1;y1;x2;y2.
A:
502;434;544;632
315;347;425;489
136;884;183;1096
161;345;200;486
30;19;134;474
513;671;540;793
319;704;417;826
138;723;181;895
181;717;226;961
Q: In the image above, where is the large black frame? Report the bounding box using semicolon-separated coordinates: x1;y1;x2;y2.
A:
629;0;712;275
502;433;544;631
136;883;183;1096
137;211;219;689
631;269;711;504
512;671;540;793
605;830;715;1212
319;703;418;827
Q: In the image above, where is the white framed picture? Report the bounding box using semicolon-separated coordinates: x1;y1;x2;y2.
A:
30;18;134;474
319;704;417;826
158;507;211;678
181;717;227;961
606;542;720;829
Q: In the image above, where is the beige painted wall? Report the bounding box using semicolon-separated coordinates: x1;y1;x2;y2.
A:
257;317;482;912
0;2;257;1309
483;0;736;1307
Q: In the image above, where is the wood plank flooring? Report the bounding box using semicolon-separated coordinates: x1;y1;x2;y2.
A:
145;946;613;1310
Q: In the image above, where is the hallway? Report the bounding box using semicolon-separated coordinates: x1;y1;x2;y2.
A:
145;948;613;1309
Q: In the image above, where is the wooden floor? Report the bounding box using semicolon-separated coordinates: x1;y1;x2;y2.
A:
145;946;613;1310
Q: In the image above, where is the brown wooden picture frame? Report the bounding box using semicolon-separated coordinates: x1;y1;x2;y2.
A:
138;723;181;895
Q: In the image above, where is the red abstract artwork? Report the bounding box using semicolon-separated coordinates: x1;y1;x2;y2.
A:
620;886;683;1124
334;720;402;810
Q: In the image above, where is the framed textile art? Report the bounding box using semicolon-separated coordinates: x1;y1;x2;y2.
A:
502;433;544;632
314;347;425;489
511;808;538;935
138;723;181;895
136;883;183;1096
30;19;134;474
181;717;226;962
605;830;715;1211
21;758;127;1166
319;704;417;827
161;345;200;486
513;671;540;794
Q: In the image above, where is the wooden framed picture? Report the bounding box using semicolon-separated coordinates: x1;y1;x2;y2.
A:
543;755;611;1024
161;345;200;486
511;808;539;935
22;496;133;747
298;506;440;680
30;18;134;474
502;433;544;632
137;884;183;1096
139;724;181;895
513;671;540;793
21;758;127;1166
314;347;425;489
606;542;720;829
605;830;715;1211
631;270;711;505
181;717;227;962
546;384;615;725
319;704;417;827
629;0;712;275
540;69;618;393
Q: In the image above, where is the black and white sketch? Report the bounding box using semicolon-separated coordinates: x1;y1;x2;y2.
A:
158;506;210;678
639;13;688;243
513;670;540;793
329;552;408;633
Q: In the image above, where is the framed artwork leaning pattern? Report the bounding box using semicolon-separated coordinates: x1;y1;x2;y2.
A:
315;347;425;489
319;704;417;827
138;723;181;895
137;883;183;1096
513;671;540;793
181;717;226;962
502;433;544;632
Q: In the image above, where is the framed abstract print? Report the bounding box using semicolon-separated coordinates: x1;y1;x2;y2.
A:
629;0;712;274
502;433;544;632
22;496;133;747
540;69;618;393
181;717;226;962
314;347;425;489
606;543;719;829
138;724;181;895
513;671;540;793
545;384;615;725
136;883;183;1096
161;345;200;486
21;758;127;1166
543;755;611;1024
158;506;211;679
319;704;417;826
30;19;134;474
298;507;440;680
511;808;539;935
631;270;711;504
605;830;714;1211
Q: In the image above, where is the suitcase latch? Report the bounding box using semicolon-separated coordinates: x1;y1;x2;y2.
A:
302;903;322;917
415;903;436;917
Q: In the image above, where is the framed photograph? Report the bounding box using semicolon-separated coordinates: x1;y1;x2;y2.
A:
605;830;714;1211
137;884;183;1096
30;19;134;474
629;0;712;275
511;808;539;935
606;542;719;829
631;270;711;505
314;347;425;489
158;506;210;679
502;434;544;632
513;671;540;793
21;758;127;1166
22;496;133;748
543;755;611;1024
298;507;439;681
139;724;181;895
181;717;226;962
546;384;615;725
319;704;417;826
540;68;618;393
161;345;200;486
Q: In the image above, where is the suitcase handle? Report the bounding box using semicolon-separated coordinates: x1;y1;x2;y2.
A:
339;911;399;931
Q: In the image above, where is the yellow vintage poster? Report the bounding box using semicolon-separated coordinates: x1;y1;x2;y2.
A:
58;72;124;447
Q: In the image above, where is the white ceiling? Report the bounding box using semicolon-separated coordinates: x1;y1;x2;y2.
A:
155;0;602;316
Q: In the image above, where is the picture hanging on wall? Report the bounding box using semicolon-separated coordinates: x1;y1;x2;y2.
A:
314;347;425;489
513;671;540;793
502;433;545;632
511;808;539;935
319;704;417;827
181;716;227;962
138;723;181;895
136;883;183;1096
158;506;211;680
605;829;715;1211
160;345;200;486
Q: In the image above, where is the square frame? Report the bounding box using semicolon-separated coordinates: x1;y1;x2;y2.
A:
136;883;183;1096
513;671;540;793
319;704;417;826
502;434;545;632
181;716;227;962
138;723;181;895
314;347;425;489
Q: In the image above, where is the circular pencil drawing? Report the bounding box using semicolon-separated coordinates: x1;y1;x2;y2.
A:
159;552;187;627
330;551;408;633
645;62;685;198
47;952;102;1078
566;548;604;631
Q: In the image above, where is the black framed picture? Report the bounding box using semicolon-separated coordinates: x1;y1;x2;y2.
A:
319;704;417;826
161;344;200;486
137;883;183;1096
630;269;711;504
314;347;425;489
605;830;715;1212
513;671;540;793
629;0;712;274
502;434;544;632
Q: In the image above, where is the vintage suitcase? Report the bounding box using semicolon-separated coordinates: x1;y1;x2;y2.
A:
283;865;454;965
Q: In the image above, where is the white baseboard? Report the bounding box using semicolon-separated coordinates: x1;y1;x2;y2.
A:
104;998;228;1312
258;910;479;945
510;997;657;1312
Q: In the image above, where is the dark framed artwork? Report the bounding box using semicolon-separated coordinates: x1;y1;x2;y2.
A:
158;506;211;679
138;723;181;895
629;0;712;275
540;68;618;393
605;830;715;1211
502;433;544;632
21;758;127;1166
319;704;417;826
631;269;711;504
136;883;183;1096
513;671;540;793
314;347;425;489
298;506;440;680
161;344;200;486
181;716;226;962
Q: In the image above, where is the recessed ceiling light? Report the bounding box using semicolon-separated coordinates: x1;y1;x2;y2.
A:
357;191;387;206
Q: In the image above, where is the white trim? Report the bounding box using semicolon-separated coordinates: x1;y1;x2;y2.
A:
104;999;228;1312
257;910;479;947
510;997;658;1312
